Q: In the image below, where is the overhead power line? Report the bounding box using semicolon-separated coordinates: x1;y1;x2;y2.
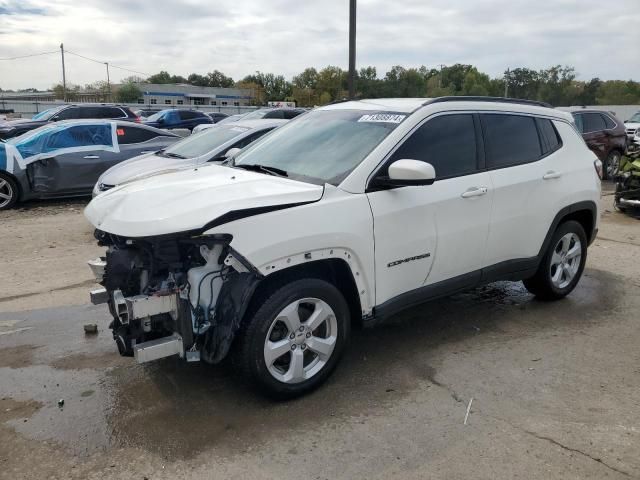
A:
65;49;149;77
0;50;58;61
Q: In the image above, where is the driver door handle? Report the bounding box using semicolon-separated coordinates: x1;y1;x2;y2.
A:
543;171;562;180
83;155;100;159
461;186;488;198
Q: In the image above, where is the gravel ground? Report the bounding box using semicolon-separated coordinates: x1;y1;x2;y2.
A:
0;187;638;479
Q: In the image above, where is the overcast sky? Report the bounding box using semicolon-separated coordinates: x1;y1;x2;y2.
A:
1;0;639;90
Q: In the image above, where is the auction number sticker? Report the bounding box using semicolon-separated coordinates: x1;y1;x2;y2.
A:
357;113;405;123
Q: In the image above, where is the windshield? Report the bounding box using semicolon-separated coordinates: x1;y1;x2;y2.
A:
241;109;272;121
234;109;405;185
31;106;64;121
162;125;250;158
629;113;640;123
147;111;168;122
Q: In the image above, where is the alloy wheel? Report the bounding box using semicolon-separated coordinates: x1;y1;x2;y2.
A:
263;297;338;384
549;232;582;289
0;178;14;209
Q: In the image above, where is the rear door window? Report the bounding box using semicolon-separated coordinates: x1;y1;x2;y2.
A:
389;113;478;179
582;113;606;133
482;114;542;169
116;126;163;144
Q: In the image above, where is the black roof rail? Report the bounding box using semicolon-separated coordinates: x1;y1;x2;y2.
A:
423;96;552;109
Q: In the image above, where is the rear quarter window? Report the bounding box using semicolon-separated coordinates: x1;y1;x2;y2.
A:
117;126;164;144
482;114;542;169
537;118;562;154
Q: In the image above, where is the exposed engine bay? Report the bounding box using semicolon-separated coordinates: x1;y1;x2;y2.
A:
88;229;261;364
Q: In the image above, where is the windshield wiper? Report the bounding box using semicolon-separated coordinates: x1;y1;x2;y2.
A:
234;164;288;177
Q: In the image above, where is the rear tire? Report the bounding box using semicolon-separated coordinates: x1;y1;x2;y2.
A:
0;172;19;210
235;278;350;399
523;220;587;300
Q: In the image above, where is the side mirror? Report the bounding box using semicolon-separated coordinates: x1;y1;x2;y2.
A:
50;116;59;122
157;117;165;124
372;159;436;188
224;147;241;159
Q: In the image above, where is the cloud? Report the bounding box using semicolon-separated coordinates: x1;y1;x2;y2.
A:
0;0;639;90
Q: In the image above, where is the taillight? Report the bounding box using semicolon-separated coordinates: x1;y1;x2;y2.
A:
594;159;603;180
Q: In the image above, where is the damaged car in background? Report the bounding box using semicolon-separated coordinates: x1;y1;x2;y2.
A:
85;97;600;398
93;118;287;195
0;120;179;209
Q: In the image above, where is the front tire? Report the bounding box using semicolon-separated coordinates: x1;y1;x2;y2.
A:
236;278;350;399
523;220;587;300
0;173;19;210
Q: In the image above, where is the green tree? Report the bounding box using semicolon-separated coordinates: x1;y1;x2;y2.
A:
117;81;142;103
596;80;640;105
206;70;235;88
292;67;319;89
187;73;208;86
147;71;172;84
242;72;291;102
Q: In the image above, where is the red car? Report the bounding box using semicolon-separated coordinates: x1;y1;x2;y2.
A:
572;110;627;179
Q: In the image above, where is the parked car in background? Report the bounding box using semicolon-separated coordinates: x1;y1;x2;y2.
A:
0;120;179;209
133;108;163;121
572;110;627;179
193;108;305;133
144;109;212;131
212;113;247;126
93;119;287;195
207;112;229;123
624;111;640;142
0;104;140;140
85;97;600;398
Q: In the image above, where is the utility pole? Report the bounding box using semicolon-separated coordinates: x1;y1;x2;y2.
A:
504;68;510;98
60;43;67;102
104;62;111;102
348;0;356;99
438;64;446;89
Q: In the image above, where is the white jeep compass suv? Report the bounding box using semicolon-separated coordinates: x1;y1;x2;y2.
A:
85;97;602;398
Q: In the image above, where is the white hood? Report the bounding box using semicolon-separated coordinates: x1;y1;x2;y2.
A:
85;164;324;237
99;152;202;186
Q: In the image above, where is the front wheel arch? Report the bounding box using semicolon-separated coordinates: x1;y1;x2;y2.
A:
243;258;363;330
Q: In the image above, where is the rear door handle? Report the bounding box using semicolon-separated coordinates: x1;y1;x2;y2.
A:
461;186;488;198
543;171;562;180
83;155;100;159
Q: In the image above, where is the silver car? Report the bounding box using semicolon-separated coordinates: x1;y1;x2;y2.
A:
94;119;287;195
0;120;179;209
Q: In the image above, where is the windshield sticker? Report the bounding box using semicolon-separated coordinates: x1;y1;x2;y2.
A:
358;114;406;124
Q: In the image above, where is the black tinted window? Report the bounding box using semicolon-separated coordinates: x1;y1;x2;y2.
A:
538;118;562;154
105;107;127;118
582;113;606;133
117;126;163;144
284;110;303;119
602;114;616;129
389;114;477;179
263;110;285;119
179;111;196;120
55;107;80;120
482;114;541;168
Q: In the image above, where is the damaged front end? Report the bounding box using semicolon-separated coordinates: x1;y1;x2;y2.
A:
88;230;261;364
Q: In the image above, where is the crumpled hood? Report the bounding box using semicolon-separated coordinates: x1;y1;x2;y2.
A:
85;164;324;237
98;152;198;186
